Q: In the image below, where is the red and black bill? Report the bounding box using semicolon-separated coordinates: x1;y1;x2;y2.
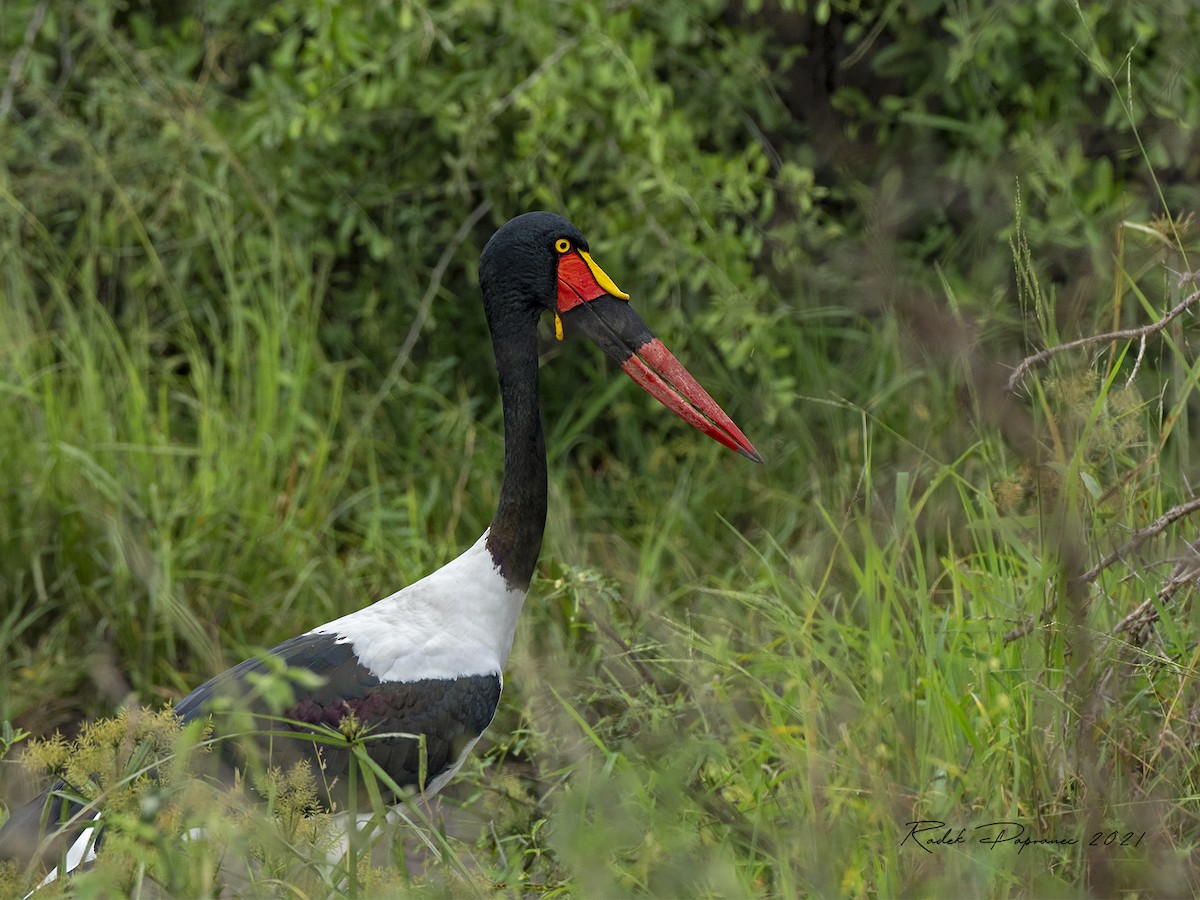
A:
555;248;762;463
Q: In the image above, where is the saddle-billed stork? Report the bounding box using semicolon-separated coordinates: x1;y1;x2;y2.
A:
0;211;760;881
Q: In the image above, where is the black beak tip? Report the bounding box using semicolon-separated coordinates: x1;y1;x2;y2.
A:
739;445;765;464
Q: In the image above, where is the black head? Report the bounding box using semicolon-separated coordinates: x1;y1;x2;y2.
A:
478;211;763;462
479;212;589;330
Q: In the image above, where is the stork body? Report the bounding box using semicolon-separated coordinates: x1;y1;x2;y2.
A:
0;212;760;881
174;530;520;800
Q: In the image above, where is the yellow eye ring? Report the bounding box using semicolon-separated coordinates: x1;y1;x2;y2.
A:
554;238;571;253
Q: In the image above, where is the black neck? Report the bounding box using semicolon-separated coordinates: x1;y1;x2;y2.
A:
486;318;547;590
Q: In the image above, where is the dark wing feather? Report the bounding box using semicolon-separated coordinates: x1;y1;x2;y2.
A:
0;633;501;874
0;781;91;874
176;632;502;805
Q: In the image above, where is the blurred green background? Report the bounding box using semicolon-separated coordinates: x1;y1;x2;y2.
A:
2;0;1200;895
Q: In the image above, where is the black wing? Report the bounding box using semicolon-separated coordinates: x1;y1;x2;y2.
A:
0;633;501;875
0;781;91;875
176;632;502;806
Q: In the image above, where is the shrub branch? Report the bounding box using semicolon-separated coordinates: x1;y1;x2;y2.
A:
1079;495;1200;586
1006;283;1200;394
1003;494;1200;643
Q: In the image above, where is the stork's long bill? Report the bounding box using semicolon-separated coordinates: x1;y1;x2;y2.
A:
555;244;763;463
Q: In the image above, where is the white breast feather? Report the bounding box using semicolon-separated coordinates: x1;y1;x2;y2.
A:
307;530;526;682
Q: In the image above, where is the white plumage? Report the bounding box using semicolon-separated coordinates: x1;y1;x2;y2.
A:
309;529;525;683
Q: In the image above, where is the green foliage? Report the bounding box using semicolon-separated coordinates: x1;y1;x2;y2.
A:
3;0;1200;896
1;702;459;896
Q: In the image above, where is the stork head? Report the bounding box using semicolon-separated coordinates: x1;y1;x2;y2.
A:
479;212;762;462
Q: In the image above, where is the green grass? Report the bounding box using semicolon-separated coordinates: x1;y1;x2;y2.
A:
4;4;1200;896
4;200;1199;896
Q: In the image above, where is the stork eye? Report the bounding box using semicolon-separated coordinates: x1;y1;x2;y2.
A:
554;238;572;254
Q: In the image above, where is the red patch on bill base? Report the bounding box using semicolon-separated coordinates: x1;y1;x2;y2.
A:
557;252;608;312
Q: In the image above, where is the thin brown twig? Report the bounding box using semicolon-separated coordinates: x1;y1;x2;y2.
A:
1112;540;1200;639
394;198;494;375
485;40;576;124
1003;495;1200;644
1125;334;1147;387
1006;287;1200;394
1078;494;1200;586
353;199;493;434
1002;613;1039;644
1112;596;1158;639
